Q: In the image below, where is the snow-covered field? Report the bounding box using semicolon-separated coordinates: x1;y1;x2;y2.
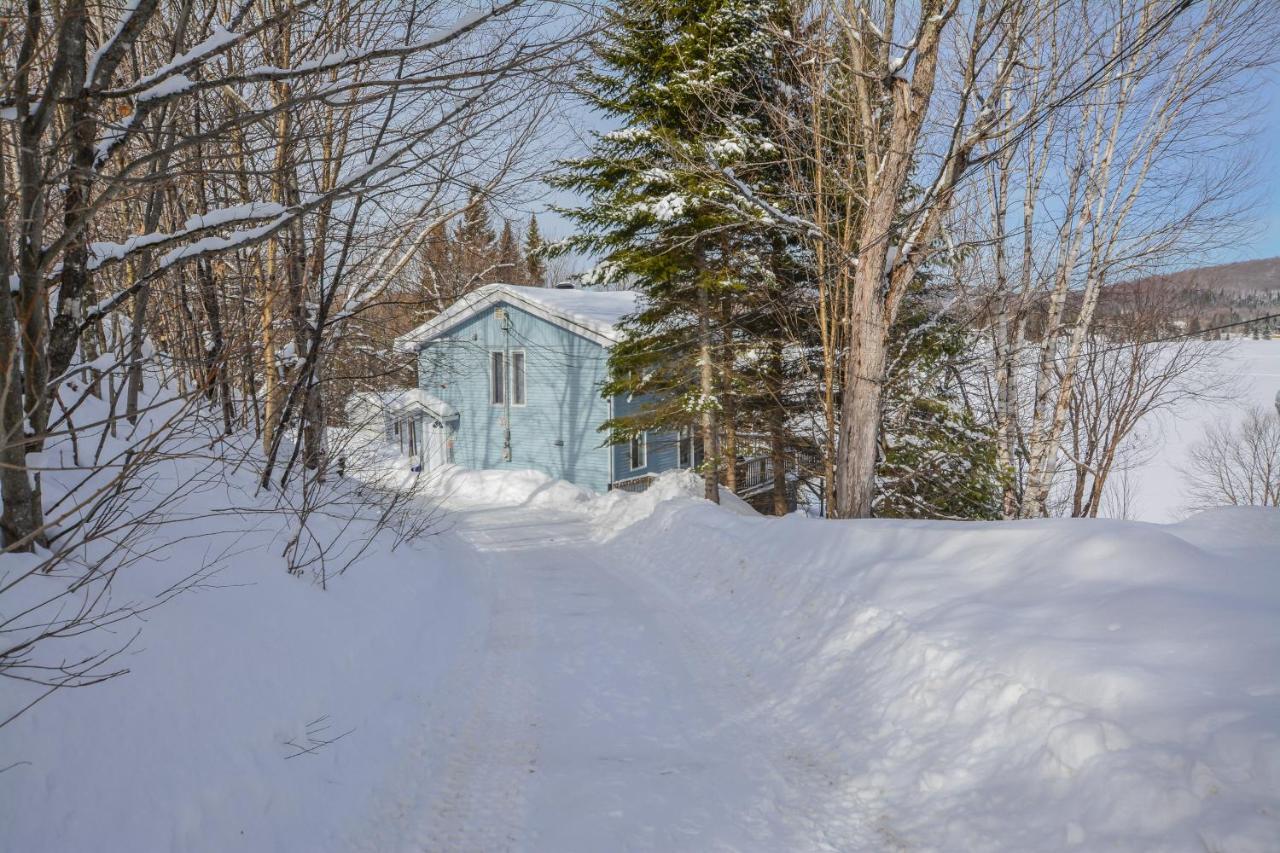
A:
2;446;1277;851
1124;338;1280;521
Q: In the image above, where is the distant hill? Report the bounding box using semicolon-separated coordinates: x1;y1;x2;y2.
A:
1138;256;1280;293
1119;257;1280;337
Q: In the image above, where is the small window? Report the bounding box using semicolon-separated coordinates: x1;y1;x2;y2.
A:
678;426;693;468
490;351;505;405
407;418;417;456
511;351;526;406
629;432;647;471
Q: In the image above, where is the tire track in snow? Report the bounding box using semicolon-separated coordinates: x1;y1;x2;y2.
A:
416;557;540;852
356;504;873;850
592;553;881;851
345;553;540;852
457;506;876;850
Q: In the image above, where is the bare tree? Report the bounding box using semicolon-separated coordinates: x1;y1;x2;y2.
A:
1061;284;1224;517
969;0;1274;518
1183;407;1280;510
712;0;1230;517
0;0;594;728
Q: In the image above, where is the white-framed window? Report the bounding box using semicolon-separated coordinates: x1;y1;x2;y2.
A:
407;417;417;457
678;426;693;468
511;351;526;406
490;351;505;405
629;431;647;471
491;350;526;407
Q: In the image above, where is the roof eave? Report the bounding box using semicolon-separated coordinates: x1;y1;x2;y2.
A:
394;285;620;351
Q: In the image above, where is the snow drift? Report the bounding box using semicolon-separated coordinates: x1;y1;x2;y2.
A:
3;446;1277;851
595;478;1280;851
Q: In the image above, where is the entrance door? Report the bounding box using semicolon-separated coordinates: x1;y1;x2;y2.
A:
424;420;449;471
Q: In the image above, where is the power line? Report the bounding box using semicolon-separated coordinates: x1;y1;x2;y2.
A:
982;311;1280;371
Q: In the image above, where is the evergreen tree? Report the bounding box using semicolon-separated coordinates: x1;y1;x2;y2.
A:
525;216;547;286
550;0;999;518
497;219;522;283
454;187;497;286
550;0;792;500
875;275;1004;519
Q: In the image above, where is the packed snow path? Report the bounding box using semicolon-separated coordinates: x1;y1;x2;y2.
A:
355;504;866;852
4;468;1275;851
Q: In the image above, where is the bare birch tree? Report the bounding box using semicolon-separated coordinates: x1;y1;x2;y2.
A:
972;0;1274;517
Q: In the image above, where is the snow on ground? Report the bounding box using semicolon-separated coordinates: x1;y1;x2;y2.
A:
3;430;1278;850
601;493;1280;851
1124;338;1280;521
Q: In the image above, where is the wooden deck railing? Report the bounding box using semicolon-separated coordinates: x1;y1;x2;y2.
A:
610;473;657;494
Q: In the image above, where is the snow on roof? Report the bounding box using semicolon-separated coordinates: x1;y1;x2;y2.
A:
346;387;457;419
394;283;641;351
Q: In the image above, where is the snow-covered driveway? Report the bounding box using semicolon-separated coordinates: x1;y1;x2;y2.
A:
357;504;859;852
5;467;1275;852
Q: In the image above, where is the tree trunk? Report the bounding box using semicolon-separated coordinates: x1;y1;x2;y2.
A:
125;278;151;423
0;162;41;549
833;295;888;518
699;286;720;504
196;258;235;434
719;296;736;493
261;21;294;459
768;342;788;517
48;0;95;415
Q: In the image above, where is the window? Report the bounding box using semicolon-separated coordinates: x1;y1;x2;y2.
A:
490;351;505;405
678;426;693;468
511;351;526;406
407;418;417;456
629;431;647;471
491;351;526;406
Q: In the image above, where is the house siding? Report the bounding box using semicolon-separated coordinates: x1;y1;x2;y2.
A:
609;391;684;480
417;299;615;493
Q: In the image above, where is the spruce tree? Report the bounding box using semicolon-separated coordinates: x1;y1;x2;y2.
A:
497;219;522;283
550;0;791;500
455;187;497;287
875;275;1004;519
525;216;547;286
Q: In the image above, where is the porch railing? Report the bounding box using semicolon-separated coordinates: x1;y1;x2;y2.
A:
610;473;657;494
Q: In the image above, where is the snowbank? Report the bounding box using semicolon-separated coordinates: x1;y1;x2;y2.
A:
599;495;1280;851
587;469;757;535
331;434;596;511
346;458;754;529
5;434;1276;852
411;463;1280;848
427;465;595;510
0;384;483;851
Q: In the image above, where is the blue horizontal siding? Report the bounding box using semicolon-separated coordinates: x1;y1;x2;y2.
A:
609;391;685;480
416;296;695;492
418;299;614;493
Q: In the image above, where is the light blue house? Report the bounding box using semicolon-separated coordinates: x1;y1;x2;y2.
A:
393;283;698;492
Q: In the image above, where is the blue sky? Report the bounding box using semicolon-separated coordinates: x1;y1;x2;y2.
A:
1234;70;1280;263
533;66;1280;272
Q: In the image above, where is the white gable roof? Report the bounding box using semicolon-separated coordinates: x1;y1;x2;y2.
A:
394;283;641;352
346;388;457;420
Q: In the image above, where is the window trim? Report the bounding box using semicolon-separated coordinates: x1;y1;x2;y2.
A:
490;350;527;407
678;426;693;468
510;349;526;407
490;351;505;406
629;431;647;471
